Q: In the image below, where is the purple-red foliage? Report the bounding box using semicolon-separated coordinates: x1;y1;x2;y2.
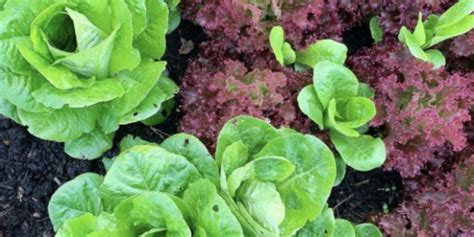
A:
178;42;312;149
180;0;359;52
348;39;473;178
377;147;474;237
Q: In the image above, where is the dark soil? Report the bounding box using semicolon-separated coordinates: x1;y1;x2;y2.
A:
328;168;403;223
0;18;403;236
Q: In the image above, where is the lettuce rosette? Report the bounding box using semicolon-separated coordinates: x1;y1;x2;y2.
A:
215;116;337;236
48;134;244;236
0;0;178;159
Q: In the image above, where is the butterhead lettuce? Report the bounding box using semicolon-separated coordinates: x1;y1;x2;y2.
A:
0;0;178;159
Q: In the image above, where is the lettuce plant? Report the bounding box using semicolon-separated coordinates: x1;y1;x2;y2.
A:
0;0;178;159
269;27;386;172
49;116;384;236
398;0;474;68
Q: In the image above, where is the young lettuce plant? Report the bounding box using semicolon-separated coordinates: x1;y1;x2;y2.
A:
269;26;386;172
297;60;385;172
48;133;245;236
398;0;474;68
0;0;178;159
215;116;337;236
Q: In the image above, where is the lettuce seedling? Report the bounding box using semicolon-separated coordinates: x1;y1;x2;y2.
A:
269;26;347;69
0;0;179;159
398;0;474;68
269;26;296;65
269;25;385;171
297;60;386;171
296;205;383;237
369;16;384;43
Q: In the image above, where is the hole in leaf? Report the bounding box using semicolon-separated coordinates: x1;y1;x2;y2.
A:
212;205;219;212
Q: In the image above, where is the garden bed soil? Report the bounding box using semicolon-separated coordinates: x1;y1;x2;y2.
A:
0;20;403;236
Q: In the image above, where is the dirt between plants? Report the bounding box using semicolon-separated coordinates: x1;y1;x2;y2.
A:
0;20;403;236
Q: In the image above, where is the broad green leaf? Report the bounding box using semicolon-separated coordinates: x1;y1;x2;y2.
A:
141;98;175;126
357;83;375;98
221;140;249;175
398;27;428;61
430;15;474;46
64;130;114;159
114;192;191;237
100;145;201;208
254;134;336;235
107;61;166;116
98;109;120;134
337;97;376;129
118;75;178;124
124;0;147;37
119;135;153;152
54;27;118;79
325;99;360;137
334;219;356;237
369;17;383;43
334;156;346;187
269;26;286;65
413;13;426;46
0;6;36;39
17;106;99;142
165;0;180;10
135;0;169;59
29;3;75;59
296;39;348;67
313;61;359;109
354;223;383;237
227;156;295;196
0;70;48;112
109;0;141;73
0;37;34;74
56;213;123;237
0;0;5;10
48;173;104;231
65;7;108;51
183;179;244;237
0;98;21;124
424;14;439;31
329;131;386;171
168;9;181;34
215;116;278;165
161;133;220;184
118;84;167;124
32;79;125;109
435;0;474;30
16;40;95;90
296;205;335;237
236;180;285;234
425;49;446;69
297;85;324;129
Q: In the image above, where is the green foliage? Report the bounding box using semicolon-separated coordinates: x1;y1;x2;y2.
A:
297;55;385;171
369;16;383;43
296;205;382;237
216;116;336;235
269;26;296;66
398;0;474;68
0;0;180;159
49;134;233;236
49;116;384;236
269;26;347;69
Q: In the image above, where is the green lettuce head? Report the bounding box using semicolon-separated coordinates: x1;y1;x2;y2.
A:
0;0;178;159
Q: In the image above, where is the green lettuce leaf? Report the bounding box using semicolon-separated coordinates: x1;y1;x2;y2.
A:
48;173;104;231
295;39;348;67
